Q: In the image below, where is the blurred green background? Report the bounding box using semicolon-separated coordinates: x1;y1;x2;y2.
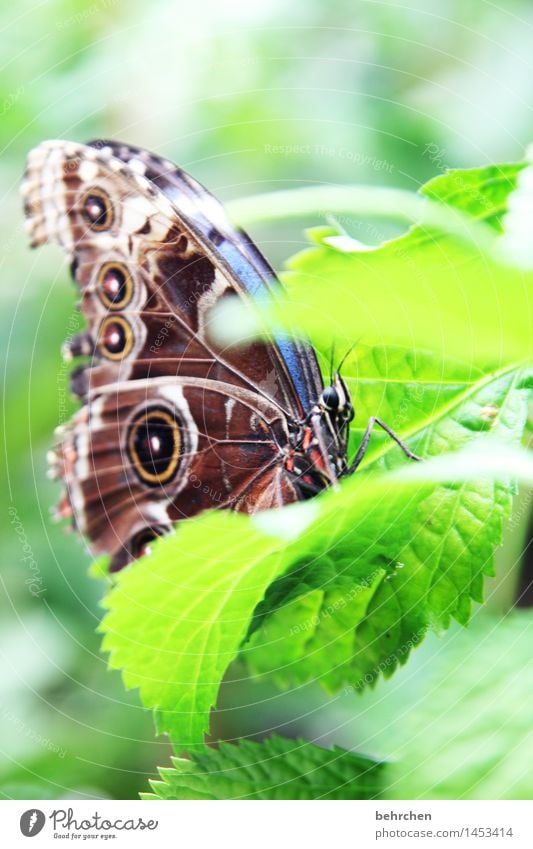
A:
2;0;533;799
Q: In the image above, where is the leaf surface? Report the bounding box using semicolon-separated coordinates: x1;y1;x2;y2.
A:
143;735;384;800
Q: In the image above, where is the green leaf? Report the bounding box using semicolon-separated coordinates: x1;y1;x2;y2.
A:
100;474;441;749
338;345;529;469
100;348;530;744
100;512;289;751
143;735;384;800
243;354;530;691
220;162;533;367
227;183;497;248
283;241;531;371
386;612;533;799
100;163;533;748
227;163;524;236
419;163;525;232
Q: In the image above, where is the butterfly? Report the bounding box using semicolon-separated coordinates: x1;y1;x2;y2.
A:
22;139;420;571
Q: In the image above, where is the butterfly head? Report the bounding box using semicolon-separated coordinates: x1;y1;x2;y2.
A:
286;373;354;494
319;372;354;429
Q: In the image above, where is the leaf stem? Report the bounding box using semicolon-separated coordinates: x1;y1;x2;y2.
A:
226;185;497;252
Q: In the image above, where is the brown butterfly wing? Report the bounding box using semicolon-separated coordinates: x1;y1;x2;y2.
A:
22;140;318;569
85;138;323;413
23;140;320;413
52;376;300;570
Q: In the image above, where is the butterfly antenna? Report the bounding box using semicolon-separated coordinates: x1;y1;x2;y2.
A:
336;341;358;376
329;341;336;385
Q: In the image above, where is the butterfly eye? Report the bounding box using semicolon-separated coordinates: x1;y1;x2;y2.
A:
80;187;114;231
97;262;133;310
320;386;340;411
128;408;182;486
97;316;134;360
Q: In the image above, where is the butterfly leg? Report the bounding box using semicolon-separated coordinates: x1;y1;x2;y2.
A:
348;416;422;473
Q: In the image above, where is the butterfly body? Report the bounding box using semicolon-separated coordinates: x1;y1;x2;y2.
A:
23;139;366;570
